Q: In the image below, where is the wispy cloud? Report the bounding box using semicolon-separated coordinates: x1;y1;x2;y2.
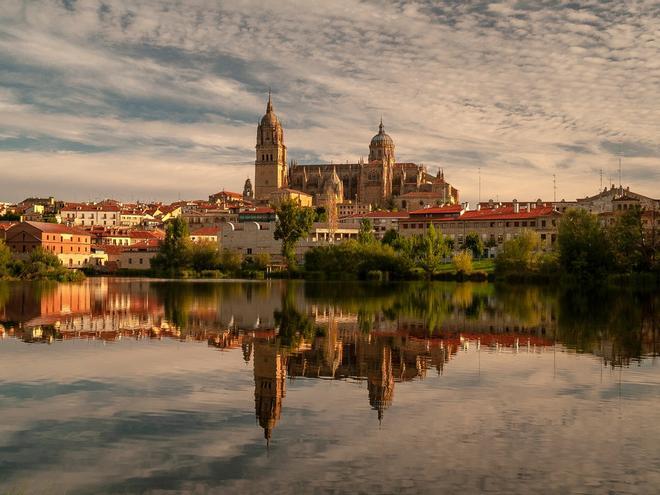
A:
0;0;658;202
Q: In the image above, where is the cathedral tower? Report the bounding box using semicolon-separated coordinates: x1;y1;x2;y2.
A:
255;92;287;201
360;119;395;206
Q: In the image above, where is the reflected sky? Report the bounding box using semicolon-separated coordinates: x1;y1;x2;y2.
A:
0;279;659;494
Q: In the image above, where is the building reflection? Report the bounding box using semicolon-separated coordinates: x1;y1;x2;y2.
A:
0;279;658;440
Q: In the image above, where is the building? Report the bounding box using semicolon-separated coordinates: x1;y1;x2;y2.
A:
4;221;92;267
238;207;277;223
220;221;359;262
62;201;121;227
339;210;409;239
399;203;560;250
269;188;313;207
575;185;660;214
190;226;222;244
253;95;459;208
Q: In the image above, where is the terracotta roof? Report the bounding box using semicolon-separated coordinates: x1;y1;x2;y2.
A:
20;221;91;236
211;190;243;199
130;230;165;240
0;221;17;231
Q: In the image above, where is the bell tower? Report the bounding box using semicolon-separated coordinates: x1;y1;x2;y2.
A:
255;92;287;201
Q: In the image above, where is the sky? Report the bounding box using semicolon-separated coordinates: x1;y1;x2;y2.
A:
0;0;658;204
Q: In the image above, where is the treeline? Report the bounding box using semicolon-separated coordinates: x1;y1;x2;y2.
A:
0;241;84;282
495;206;658;285
150;218;269;278
303;220;486;281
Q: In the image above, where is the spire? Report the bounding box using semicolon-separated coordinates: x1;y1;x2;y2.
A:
266;88;273;113
379;116;384;134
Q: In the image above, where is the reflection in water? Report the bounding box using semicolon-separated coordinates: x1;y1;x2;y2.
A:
1;278;658;447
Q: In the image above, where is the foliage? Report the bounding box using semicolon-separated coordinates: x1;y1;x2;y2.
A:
151;217;192;276
219;248;243;273
190;241;221;273
463;232;485;258
495;230;543;276
0;240;11;278
381;228;400;247
608;206;649;273
12;247;84;281
358;218;376;245
274;199;315;268
453;250;473;275
557;209;612;284
406;225;451;278
304;240;409;279
0;213;20;221
314;206;328;223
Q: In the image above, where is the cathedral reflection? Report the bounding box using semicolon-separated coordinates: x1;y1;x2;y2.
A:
1;279;658;440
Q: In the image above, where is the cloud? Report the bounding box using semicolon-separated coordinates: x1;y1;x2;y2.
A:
0;0;658;202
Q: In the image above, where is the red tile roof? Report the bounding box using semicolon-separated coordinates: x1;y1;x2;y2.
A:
21;221;91;236
458;206;556;221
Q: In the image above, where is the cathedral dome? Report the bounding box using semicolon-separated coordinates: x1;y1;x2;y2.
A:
370;119;394;147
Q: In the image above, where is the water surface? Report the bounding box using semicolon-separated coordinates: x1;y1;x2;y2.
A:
0;279;658;494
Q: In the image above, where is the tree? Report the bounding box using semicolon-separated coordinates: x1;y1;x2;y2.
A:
190;241;221;273
219;249;242;274
608;206;647;273
453;250;473;274
0;240;12;277
464;232;484;258
558;208;611;284
274;199;315;268
381;228;400;247
495;229;541;275
410;225;450;277
151;217;191;275
358;218;376;245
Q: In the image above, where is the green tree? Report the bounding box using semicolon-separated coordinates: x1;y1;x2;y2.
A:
219;248;242;274
464;232;484;258
0;240;11;277
274;199;315;268
608;206;647;273
151;217;191;275
358;218;376;245
495;230;542;275
558;208;611;284
381;228;400;247
409;225;450;278
190;241;221;273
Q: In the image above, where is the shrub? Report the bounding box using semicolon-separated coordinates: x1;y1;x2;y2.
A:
453;250;473;275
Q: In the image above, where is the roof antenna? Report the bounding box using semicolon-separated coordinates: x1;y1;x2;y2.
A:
553;174;557;202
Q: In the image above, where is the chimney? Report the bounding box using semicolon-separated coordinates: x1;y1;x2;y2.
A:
513;199;519;214
477;203;481;211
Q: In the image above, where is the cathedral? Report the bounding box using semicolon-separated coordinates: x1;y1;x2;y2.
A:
253;94;459;208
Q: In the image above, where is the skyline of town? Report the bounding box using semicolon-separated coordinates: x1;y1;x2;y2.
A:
1;1;659;203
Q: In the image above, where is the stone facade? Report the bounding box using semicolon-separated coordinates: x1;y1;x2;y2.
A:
254;93;287;201
254;96;459;208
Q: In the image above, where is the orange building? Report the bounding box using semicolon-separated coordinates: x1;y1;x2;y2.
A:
4;221;92;267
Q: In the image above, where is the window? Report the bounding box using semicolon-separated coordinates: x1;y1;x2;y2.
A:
514;221;519;227
522;221;527;227
139;258;143;264
541;220;546;227
128;258;132;264
247;248;253;255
